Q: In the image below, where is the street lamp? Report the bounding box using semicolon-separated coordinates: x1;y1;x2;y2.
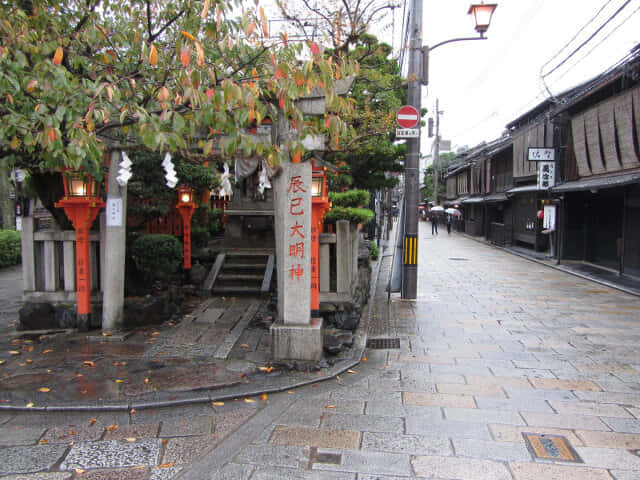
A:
176;185;197;270
402;0;497;300
468;3;497;37
55;168;105;331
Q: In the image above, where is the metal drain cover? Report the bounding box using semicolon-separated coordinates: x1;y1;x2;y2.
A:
523;433;582;463
367;338;400;349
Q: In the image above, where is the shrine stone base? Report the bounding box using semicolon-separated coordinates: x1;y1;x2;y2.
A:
271;317;323;361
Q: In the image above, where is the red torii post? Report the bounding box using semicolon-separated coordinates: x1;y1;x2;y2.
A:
310;159;331;317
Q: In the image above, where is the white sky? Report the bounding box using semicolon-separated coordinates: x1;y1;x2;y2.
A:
397;0;639;153
259;1;638;155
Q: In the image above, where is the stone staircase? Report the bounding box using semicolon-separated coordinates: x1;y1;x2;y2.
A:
203;251;275;295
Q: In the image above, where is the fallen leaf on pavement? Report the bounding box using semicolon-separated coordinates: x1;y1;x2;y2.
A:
9;351;20;355
42;349;53;354
102;332;112;336
0;360;5;365
75;469;85;474
106;424;119;431
361;356;367;362
244;398;256;403
89;419;97;426
26;402;34;408
326;405;336;409
347;369;357;374
115;379;124;383
212;401;224;406
130;409;136;414
124;437;137;442
40;439;49;443
240;344;250;348
83;361;97;367
261;393;268;400
37;387;51;392
157;462;175;468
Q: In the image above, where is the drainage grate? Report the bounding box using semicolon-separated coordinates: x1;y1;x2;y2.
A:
448;257;469;261
523;433;582;463
367;338;400;349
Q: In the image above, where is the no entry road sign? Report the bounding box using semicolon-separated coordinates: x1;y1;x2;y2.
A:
396;105;420;129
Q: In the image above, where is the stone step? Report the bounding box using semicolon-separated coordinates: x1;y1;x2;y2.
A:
212;286;264;294
217;274;264;281
223;262;268;269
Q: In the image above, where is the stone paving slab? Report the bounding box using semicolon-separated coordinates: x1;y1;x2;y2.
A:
412;455;512;480
508;462;614;480
269;426;361;450
0;444;69;476
60;439;161;470
311;448;412;477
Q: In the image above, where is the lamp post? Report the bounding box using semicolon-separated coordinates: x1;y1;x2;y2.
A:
176;186;197;270
55;169;105;331
402;0;496;300
310;160;331;317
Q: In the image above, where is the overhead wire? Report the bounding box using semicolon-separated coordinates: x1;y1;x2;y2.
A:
540;0;633;80
547;4;640;89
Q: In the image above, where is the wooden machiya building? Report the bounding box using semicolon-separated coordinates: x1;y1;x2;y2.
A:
443;47;640;278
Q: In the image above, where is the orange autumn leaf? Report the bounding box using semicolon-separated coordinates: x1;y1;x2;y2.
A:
149;44;158;66
274;66;284;80
201;0;210;18
194;41;205;67
48;129;56;142
106;424;119;431
53;46;63;65
240;344;250;349
180;48;191;67
83;361;97;367
291;150;301;163
158;462;175;468
162;438;168;445
180;31;195;41
37;387;51;393
244;398;256;403
212;401;224;406
260;393;268;401
157;86;170;102
89;418;97;426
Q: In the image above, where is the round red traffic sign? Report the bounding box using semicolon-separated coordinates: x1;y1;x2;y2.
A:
396;105;420;128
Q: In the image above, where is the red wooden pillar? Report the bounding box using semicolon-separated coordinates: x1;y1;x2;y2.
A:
177;186;197;269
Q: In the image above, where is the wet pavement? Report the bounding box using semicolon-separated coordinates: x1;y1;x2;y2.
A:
1;221;640;478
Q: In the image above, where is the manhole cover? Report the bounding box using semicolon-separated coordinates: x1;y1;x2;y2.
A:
448;257;469;261
367;338;400;349
523;433;582;463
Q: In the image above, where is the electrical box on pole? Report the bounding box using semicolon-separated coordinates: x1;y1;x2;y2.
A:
428;118;434;137
422;46;429;86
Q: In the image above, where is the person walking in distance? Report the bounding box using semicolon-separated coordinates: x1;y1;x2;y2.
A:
446;214;452;234
431;214;438;235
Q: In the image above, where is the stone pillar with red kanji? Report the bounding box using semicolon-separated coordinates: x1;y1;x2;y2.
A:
271;160;323;361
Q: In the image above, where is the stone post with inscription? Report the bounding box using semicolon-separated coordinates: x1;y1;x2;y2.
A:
101;150;127;331
271;161;323;360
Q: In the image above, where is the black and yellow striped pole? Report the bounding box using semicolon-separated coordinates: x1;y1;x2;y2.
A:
404;233;418;266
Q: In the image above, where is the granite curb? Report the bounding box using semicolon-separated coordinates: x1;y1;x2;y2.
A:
0;246;385;413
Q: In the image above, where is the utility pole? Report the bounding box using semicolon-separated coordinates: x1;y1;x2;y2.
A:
433;98;441;206
401;0;422;300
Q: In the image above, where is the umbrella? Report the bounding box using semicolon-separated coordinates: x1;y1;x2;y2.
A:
430;206;444;212
445;208;462;217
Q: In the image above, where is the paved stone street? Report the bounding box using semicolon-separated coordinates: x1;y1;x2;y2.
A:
182;222;640;479
1;222;640;479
